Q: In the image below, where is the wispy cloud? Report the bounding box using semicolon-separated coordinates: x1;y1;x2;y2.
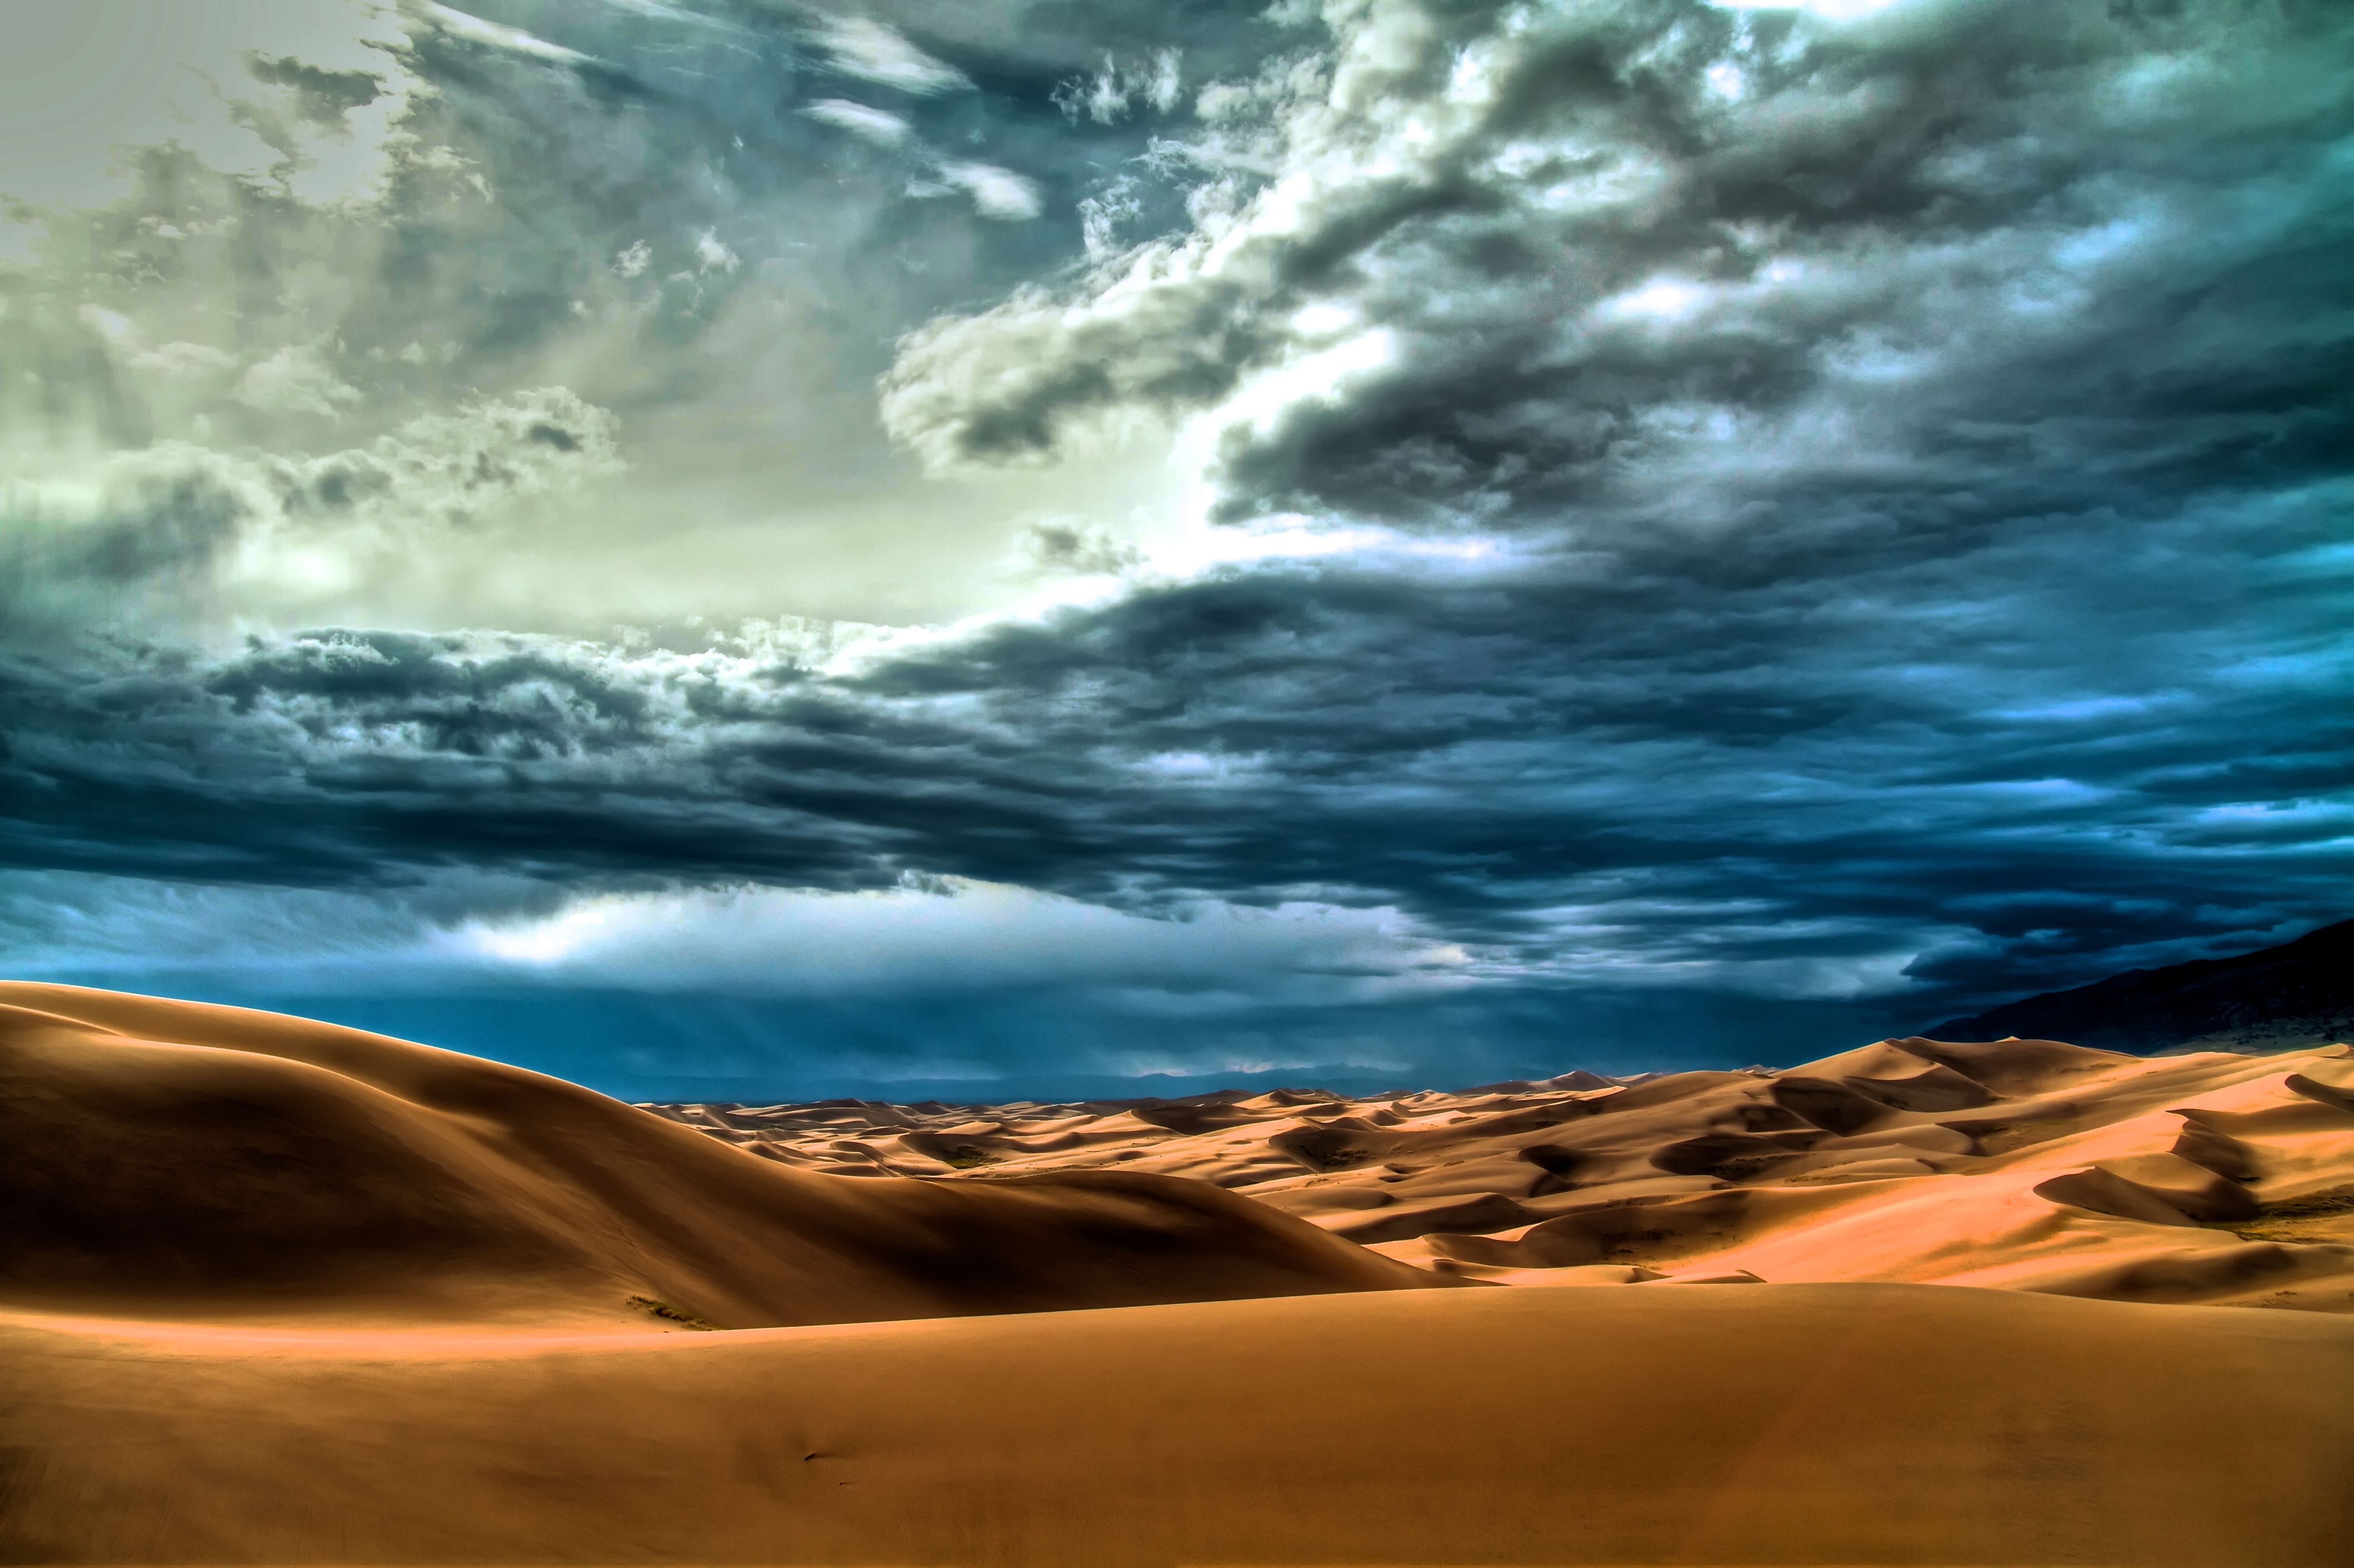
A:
416;2;594;66
812;15;971;94
803;97;911;145
936;161;1042;221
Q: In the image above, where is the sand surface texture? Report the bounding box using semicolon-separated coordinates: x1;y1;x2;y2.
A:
7;983;2354;1564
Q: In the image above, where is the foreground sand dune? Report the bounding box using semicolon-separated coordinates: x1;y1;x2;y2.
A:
10;1284;2354;1566
0;983;1427;1330
7;982;2354;1564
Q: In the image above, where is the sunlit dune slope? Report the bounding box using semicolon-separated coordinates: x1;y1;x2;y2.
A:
649;1031;2354;1311
9;1284;2351;1567
0;983;1432;1329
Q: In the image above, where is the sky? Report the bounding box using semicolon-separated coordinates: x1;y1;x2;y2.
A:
1;0;2348;1101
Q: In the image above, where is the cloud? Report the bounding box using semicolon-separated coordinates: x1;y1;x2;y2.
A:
812;15;971;95
416;3;594;66
878;0;2354;548
1052;49;1183;124
0;866;1465;1007
0;866;1897;1094
693;229;741;273
0;0;421;211
799;99;1041;221
1;389;622;634
936;162;1043;222
803;98;912;145
3;0;2349;1090
0;867;543;981
3;454;2345;1024
1714;0;1907;17
446;878;1468;1003
1017;520;1142;577
234;344;365;420
0;0;1187;637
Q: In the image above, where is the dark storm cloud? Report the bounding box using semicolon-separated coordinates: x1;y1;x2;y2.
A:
4;0;2350;1069
5;442;2347;1018
882;0;2354;537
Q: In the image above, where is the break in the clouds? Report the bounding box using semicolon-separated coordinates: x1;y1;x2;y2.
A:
2;0;2349;1096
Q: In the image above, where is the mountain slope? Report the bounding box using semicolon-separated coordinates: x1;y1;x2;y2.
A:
1927;919;2354;1054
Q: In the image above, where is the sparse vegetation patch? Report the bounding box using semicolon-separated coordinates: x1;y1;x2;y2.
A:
2214;1186;2354;1245
627;1294;722;1330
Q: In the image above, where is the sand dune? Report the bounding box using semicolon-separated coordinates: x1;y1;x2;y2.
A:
7;983;2354;1563
0;983;1429;1331
9;1284;2352;1565
648;1030;2354;1311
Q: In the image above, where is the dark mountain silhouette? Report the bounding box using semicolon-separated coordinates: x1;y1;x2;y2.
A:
1927;918;2354;1055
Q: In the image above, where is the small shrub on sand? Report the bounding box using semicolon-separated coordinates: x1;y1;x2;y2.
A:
626;1294;722;1331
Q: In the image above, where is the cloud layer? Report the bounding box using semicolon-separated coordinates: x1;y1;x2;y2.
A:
883;0;2352;533
2;0;2349;1090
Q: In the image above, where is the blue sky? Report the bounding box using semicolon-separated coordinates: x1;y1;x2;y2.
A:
2;0;2348;1099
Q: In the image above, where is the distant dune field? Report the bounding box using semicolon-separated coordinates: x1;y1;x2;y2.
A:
645;1024;2354;1311
6;981;2354;1564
